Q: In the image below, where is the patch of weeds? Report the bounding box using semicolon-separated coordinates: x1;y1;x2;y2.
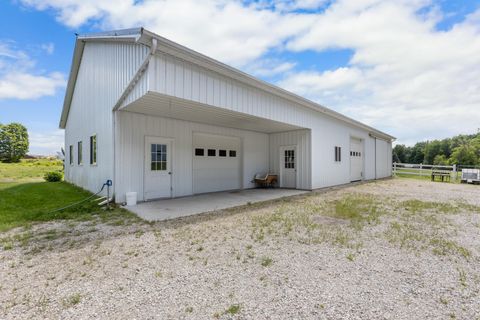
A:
260;256;273;267
2;241;13;250
400;200;460;215
430;238;470;259
196;246;204;252
155;271;162;278
83;255;94;266
385;221;425;250
225;304;241;315
328;194;385;230
135;230;145;238
439;297;449;305
458;268;467;287
185;306;193;313
62;293;82;308
346;252;355;261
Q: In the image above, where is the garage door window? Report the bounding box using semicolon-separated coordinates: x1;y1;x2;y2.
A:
219;150;227;157
151;144;167;171
229;150;236;157
195;148;204;156
208;149;216;156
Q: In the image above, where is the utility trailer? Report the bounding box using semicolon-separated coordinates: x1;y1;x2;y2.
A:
461;169;480;184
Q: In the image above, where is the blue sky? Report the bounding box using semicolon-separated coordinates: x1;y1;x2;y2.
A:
0;0;479;155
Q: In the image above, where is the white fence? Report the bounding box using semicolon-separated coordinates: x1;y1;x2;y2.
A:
392;162;457;181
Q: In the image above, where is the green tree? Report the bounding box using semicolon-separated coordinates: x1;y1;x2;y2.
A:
433;154;448;165
424;140;443;164
0;123;29;162
393;144;410;163
408;142;426;164
448;145;477;166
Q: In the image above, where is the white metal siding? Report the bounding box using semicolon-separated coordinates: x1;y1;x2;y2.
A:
64;41;148;195
65;40;392;200
148;52;318;128
114;111;269;203
269;130;311;190
375;139;392;178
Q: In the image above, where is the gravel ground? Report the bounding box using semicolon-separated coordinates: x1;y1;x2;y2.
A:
1;178;480;319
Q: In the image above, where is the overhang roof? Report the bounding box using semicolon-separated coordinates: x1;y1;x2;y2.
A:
59;27;395;141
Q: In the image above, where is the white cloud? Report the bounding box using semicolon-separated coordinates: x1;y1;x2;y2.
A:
279;1;480;144
41;42;55;54
28;129;64;155
17;0;480;144
20;0;315;66
0;41;66;100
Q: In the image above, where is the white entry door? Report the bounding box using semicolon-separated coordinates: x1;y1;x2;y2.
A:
280;146;296;188
350;138;363;181
144;137;172;200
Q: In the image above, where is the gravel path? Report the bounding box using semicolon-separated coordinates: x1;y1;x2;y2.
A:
1;178;479;319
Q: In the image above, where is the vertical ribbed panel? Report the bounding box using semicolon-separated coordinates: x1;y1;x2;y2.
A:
64;41;149;195
114;111;269;203
269;130;311;190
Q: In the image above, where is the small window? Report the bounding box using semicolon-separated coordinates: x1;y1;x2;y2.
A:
219;150;227;157
229;150;236;157
284;149;295;169
195;148;204;156
151;144;167;171
90;135;97;165
78;141;83;165
335;146;341;162
359;152;361;157
69;145;73;165
208;149;216;157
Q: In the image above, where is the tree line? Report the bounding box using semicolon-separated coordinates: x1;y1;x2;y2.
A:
393;132;480;166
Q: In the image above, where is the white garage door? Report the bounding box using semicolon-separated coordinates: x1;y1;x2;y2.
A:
350;137;364;182
193;133;241;194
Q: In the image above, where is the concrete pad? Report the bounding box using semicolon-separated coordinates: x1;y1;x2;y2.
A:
124;188;308;221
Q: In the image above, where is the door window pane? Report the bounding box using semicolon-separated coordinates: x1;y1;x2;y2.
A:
208;149;216;156
195;148;204;156
219;150;227;157
151;143;167;171
229;150;236;157
284;150;295;169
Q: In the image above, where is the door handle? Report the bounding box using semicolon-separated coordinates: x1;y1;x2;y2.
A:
168;172;172;175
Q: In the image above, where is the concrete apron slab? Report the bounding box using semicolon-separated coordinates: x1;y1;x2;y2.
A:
124;188;309;222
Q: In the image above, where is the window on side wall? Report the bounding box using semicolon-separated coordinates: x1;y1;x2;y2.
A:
69;145;73;165
90;135;97;165
78;141;83;165
335;146;341;162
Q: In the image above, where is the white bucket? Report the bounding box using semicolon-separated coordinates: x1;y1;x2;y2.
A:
126;192;137;206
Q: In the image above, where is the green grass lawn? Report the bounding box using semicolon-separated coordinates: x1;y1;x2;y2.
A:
0;158;138;232
0;158;63;181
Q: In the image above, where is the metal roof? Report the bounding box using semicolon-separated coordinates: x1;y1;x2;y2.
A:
59;27;395;141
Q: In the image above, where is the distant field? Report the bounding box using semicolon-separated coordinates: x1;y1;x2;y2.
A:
0;158;63;181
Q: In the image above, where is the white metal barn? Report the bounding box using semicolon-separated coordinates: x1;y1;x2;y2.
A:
60;28;394;204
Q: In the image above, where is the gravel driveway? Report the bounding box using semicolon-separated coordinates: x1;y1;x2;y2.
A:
1;178;479;319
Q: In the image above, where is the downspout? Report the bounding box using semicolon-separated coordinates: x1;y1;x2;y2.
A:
112;37;158;202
